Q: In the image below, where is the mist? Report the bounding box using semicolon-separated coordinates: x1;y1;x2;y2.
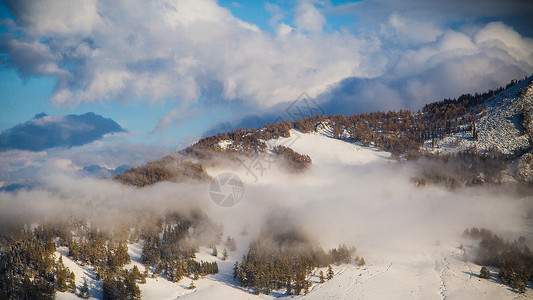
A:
2;137;530;266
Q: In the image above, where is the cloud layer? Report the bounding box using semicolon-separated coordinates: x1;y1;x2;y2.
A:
3;0;376;109
2;0;533;136
0;112;124;151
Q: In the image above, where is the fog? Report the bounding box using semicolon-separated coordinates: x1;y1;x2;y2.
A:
1;140;531;263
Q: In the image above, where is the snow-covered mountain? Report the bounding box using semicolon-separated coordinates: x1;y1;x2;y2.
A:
3;78;533;300
54;128;532;300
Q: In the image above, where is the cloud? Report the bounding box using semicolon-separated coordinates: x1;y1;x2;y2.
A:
0;138;529;265
5;0;102;36
294;1;326;32
317;21;533;114
2;0;533;137
2;0;377;110
265;2;285;27
0;140;170;187
154;107;205;133
204;22;533;135
0;112;124;151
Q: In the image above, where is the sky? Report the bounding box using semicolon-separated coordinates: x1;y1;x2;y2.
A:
1;0;533;185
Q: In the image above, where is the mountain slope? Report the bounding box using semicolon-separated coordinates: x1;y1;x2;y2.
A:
53;129;532;300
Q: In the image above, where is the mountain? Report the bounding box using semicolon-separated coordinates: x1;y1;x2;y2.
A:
78;164;131;179
3;77;532;300
117;75;533;187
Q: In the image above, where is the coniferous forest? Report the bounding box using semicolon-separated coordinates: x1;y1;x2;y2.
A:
0;208;226;299
463;227;533;293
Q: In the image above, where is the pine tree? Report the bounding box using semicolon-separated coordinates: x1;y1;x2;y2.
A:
517;280;526;293
79;279;91;299
133;265;142;281
189;281;196;289
327;265;334;280
124;271;141;300
212;245;218;257
68;271;76;293
141;270;148;283
233;261;239;280
69;239;80;261
56;255;68;292
358;257;366;266
480;267;491;279
222;248;228;261
319;270;325;283
304;280;310;295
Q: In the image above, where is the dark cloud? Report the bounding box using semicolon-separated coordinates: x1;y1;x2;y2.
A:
328;0;533;37
0;112;124;151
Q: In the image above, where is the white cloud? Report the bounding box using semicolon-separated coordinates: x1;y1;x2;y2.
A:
265;2;285;27
3;0;377;109
294;1;326;33
319;21;533;115
3;0;533;125
386;12;442;44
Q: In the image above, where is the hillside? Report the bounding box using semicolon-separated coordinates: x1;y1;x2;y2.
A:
117;75;533;187
36;129;533;300
4;78;531;300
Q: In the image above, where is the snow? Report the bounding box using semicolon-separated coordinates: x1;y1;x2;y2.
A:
55;247;102;300
424;78;533;156
54;128;532;299
217;140;233;150
267;129;392;167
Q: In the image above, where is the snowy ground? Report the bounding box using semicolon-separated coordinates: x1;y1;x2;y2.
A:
423;78;533;156
57;130;531;299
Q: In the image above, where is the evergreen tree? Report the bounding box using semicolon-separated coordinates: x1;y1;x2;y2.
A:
68;271;76;293
79;279;91;299
225;236;237;251
212;245;218;257
133;265;142;281
141;270;148;284
69;239;80;261
124;270;141;300
327;265;334;280
358;257;366;266
319;271;325;283
480;266;491;279
189;281;196;289
102;275;116;300
233;261;239;280
304;280;310;295
56;255;68;292
222;248;228;261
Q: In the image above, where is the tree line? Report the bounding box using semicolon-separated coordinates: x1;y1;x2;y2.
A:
463;227;532;293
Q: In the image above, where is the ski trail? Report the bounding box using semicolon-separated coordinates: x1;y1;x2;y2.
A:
341;263;393;300
435;252;450;300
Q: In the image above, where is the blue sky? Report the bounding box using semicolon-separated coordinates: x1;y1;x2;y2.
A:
1;0;533;183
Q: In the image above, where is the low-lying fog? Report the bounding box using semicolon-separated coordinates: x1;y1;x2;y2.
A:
1;134;531;263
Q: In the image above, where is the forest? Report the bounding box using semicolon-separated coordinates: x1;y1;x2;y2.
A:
115;156;211;187
0;208;223;299
233;215;363;296
463;227;533;293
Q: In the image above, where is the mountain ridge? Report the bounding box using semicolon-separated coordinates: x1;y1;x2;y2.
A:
116;75;533;187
